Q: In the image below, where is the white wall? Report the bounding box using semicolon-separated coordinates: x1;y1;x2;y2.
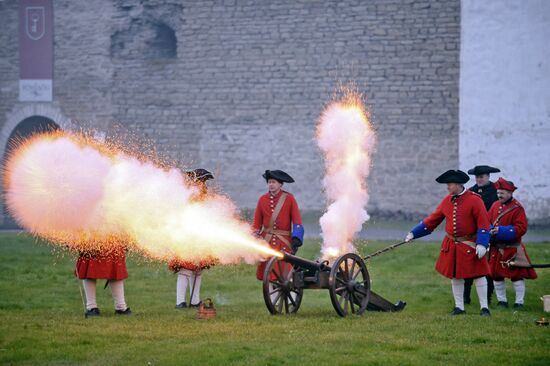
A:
460;0;550;221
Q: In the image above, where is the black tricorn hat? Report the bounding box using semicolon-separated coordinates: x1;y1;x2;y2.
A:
435;170;470;184
186;168;214;182
467;165;501;176
262;170;295;183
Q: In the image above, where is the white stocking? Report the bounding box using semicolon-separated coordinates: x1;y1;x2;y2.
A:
176;270;191;304
82;279;97;310
474;277;488;309
451;278;465;310
513;280;525;305
189;272;202;305
110;280;127;311
493;280;507;302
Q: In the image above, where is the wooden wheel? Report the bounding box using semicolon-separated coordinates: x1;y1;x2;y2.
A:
262;256;303;314
329;253;370;317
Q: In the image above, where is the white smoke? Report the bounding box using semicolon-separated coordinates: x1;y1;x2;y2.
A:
5;132;274;264
316;98;376;259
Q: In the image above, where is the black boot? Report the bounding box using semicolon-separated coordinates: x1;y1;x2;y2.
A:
85;307;100;318
497;301;509;308
480;307;491;317
450;307;466;315
464;278;473;304
115;307;132;315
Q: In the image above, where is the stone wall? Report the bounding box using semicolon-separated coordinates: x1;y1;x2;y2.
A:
0;0;464;224
460;0;550;224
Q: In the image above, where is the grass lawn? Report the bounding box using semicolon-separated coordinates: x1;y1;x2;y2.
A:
0;233;549;365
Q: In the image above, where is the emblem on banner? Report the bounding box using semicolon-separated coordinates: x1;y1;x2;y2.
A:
26;6;45;41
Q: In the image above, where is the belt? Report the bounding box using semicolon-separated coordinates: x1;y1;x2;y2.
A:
445;233;476;249
262;228;291;246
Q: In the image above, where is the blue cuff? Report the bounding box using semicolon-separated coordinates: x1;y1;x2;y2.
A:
496;225;516;241
292;224;304;243
410;221;431;239
476;228;490;248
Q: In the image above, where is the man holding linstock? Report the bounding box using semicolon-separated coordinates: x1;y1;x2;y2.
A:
405;170;492;316
253;170;304;280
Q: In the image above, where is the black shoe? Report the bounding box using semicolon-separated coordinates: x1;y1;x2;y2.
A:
189;301;202;308
175;302;187;309
480;307;491;317
85;307;100;318
497;301;509;308
513;303;523;309
115;307;132;315
450;307;466;315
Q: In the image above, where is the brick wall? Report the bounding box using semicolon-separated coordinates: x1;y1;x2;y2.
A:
0;0;462;224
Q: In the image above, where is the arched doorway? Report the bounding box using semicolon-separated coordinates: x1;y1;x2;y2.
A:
2;116;60;229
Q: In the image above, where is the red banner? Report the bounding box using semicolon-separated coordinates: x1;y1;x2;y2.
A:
18;0;53;101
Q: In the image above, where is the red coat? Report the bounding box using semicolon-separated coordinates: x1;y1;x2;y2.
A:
168;257;217;273
487;199;537;280
75;247;128;280
252;190;302;280
423;190;491;279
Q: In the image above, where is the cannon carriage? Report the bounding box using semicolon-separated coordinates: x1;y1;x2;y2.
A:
262;251;406;317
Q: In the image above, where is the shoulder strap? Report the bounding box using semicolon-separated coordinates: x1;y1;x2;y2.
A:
493;204;520;226
267;193;288;231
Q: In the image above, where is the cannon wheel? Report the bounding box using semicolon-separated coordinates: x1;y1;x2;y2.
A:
262;256;304;315
328;253;371;317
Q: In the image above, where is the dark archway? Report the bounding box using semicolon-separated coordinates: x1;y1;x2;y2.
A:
2;116;60;229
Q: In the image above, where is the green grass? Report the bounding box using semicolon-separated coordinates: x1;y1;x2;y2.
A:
1;234;549;365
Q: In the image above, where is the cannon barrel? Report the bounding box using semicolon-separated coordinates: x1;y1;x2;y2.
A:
281;252;331;272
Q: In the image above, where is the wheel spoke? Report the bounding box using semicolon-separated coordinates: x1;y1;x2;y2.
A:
343;292;349;314
355;286;368;296
269;280;282;288
350;260;357;280
352;266;362;280
288;294;297;308
335;286;346;293
276;293;284;312
269;288;282;296
349;293;355;314
272;290;283;307
274;262;285;282
344;258;349;275
284;295;289;313
286;266;293;280
336;276;346;285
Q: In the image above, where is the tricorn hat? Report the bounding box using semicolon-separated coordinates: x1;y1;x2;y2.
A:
494;177;517;192
262;170;295;183
435;170;470;184
467;165;501;176
186;168;214;182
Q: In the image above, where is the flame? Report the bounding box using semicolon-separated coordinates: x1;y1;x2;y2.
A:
3;131;281;264
316;88;376;260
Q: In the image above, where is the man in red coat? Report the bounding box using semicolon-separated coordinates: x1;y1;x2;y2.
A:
405;170;492;316
170;168;216;309
76;245;131;317
488;177;537;309
253;170;304;280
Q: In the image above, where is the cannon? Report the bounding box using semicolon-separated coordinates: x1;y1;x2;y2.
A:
262;251;406;317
